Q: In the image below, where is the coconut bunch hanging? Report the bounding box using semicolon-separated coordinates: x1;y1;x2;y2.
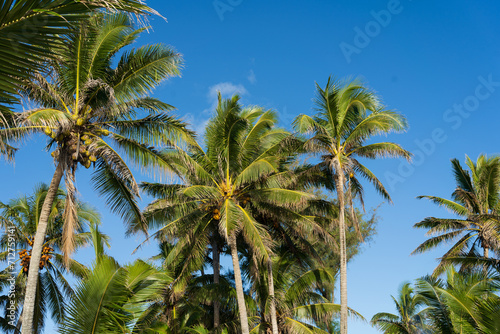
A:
240;196;251;206
45;122;103;169
212;208;220;220
18;239;54;273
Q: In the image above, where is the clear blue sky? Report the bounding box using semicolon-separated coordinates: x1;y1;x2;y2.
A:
2;1;500;333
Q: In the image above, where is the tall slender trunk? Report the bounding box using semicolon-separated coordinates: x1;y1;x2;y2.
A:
21;163;64;334
484;246;489;258
228;232;250;334
267;258;279;334
334;159;348;334
212;237;220;329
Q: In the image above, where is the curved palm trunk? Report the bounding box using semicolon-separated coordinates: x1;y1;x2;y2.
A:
334;159;348;334
267;258;279;334
21;163;64;334
228;232;250;334
212;237;220;329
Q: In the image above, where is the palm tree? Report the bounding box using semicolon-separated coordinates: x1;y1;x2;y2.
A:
245;182;378;332
139;95;312;334
0;13;190;333
371;283;429;334
135;240;250;333
0;0;156;124
415;268;500;333
248;248;363;333
58;256;171;334
293;76;411;333
413;154;500;274
0;183;106;332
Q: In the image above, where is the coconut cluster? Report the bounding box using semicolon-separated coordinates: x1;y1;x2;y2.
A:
240;196;251;205
45;127;101;168
212;208;220;220
19;238;54;273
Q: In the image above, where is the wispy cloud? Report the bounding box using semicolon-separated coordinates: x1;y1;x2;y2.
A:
204;82;249;114
207;82;248;101
247;69;257;84
187;82;250;136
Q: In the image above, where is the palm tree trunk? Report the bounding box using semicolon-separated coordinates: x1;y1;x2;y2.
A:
334;159;348;334
484;246;489;258
228;232;250;334
267;258;279;334
212;237;220;329
21;163;64;334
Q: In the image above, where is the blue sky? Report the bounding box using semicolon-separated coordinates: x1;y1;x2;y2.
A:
2;1;500;333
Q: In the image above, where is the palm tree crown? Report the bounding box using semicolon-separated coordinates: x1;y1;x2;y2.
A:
0;0;156;120
371;282;429;334
413;154;500;274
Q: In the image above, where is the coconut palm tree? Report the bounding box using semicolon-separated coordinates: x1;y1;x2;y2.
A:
415;268;500;333
243;185;378;332
58;255;171;334
139;95;312;334
0;183;106;332
134;240;250;333
293;76;411;333
371;283;429;334
0;13;190;333
0;0;156;125
413;154;500;274
248;248;363;333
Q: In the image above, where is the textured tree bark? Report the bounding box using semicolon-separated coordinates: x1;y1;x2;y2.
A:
212;237;220;329
22;163;64;334
229;233;250;334
335;159;348;334
268;258;279;334
484;246;489;258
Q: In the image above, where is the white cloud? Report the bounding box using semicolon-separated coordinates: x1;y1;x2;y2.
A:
207;82;248;101
202;82;249;114
247;69;257;84
185;82;250;136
